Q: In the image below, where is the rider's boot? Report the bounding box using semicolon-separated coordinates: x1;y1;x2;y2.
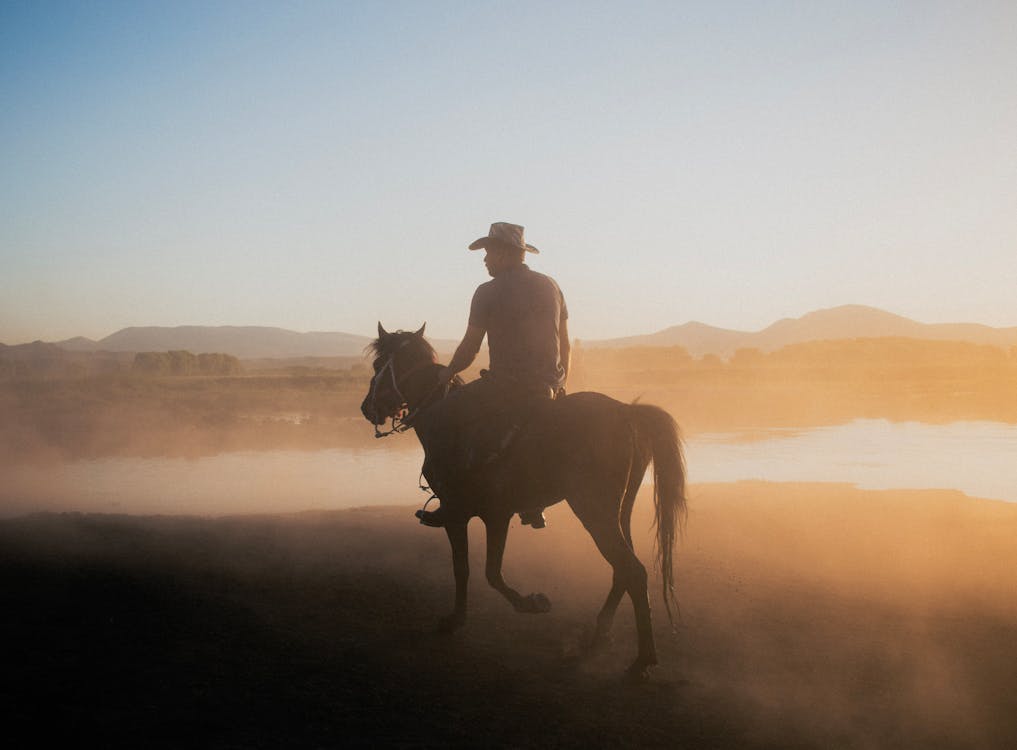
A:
415;506;446;527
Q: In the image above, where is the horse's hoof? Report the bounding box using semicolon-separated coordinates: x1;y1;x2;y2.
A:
517;592;552;614
625;660;656;682
437;613;465;634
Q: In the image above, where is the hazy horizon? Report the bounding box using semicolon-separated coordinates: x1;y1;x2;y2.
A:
3;2;1016;344
3;300;1015;348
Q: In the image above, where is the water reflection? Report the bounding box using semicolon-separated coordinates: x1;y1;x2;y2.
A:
688;419;1017;504
3;419;1017;517
1;447;426;517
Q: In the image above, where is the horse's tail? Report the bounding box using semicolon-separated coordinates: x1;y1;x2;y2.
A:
629;403;688;625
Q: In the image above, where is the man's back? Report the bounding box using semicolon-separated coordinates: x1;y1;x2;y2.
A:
413;222;568;529
468;264;568;390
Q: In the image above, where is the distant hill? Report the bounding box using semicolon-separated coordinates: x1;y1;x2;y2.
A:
0;341;134;377
0;340;67;361
46;326;460;359
54;336;101;352
588;305;1017;357
54;326;380;359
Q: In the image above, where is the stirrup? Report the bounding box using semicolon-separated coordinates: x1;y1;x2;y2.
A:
415;508;445;528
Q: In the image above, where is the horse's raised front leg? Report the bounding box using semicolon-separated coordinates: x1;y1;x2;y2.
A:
438;521;469;633
485;514;551;614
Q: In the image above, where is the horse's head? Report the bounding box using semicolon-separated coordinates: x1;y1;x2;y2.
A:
360;322;438;428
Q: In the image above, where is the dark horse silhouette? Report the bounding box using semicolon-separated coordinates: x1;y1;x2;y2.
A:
360;323;687;678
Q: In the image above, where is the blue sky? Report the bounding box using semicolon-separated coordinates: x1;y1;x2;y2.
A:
2;1;1015;344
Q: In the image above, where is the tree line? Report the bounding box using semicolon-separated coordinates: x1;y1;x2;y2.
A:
570;337;1017;388
132;351;242;376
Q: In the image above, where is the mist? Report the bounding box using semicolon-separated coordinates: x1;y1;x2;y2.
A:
6;482;1016;747
5;336;1017;745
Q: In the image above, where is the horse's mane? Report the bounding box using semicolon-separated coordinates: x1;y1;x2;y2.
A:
365;330;438;363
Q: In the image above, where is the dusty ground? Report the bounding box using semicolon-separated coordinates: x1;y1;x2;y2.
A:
4;482;1017;748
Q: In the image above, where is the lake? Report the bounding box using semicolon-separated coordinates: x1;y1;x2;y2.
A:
3;419;1016;517
688;419;1017;503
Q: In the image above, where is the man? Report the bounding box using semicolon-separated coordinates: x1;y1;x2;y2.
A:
415;221;570;529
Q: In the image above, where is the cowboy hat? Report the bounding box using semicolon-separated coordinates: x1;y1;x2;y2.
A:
468;222;539;254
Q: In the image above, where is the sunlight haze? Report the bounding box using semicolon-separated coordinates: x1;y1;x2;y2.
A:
2;1;1015;344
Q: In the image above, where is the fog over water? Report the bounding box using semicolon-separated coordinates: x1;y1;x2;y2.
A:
4;419;1017;518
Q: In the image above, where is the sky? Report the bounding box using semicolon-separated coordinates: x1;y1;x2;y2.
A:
2;1;1015;345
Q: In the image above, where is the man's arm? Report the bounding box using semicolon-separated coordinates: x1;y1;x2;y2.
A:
559;317;571;385
440;325;486;381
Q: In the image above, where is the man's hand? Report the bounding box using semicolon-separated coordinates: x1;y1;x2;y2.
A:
437;365;455;384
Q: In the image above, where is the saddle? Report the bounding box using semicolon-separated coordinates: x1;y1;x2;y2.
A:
463;371;561;469
415;373;563;527
419;372;560;494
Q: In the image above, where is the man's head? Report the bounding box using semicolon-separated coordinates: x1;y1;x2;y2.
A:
469;222;538;277
482;243;526;277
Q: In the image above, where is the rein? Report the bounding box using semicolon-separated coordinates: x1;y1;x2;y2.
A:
370;353;450;438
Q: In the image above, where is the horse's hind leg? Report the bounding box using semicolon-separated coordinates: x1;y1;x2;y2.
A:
484;514;551;614
572;494;657;679
590;510;633;649
591;457;647;650
591;571;625;651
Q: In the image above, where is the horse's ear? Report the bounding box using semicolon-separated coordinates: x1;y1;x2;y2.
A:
414;323;426;337
377;322;389;338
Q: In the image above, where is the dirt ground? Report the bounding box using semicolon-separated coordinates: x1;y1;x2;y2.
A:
4;482;1017;748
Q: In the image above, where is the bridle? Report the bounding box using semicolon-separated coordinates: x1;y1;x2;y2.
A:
369;346;449;438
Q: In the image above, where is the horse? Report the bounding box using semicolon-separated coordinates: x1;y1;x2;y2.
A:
360;322;687;678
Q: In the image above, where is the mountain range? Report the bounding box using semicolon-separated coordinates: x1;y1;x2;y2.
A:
53;326;406;360
589;305;1017;357
6;305;1015;360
